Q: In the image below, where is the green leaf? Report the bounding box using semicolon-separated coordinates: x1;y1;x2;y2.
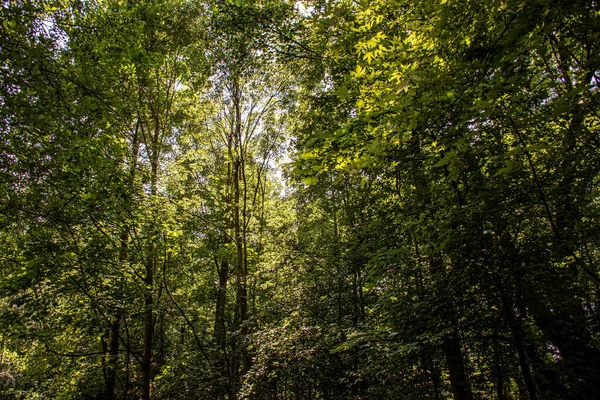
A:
433;151;456;167
301;176;319;185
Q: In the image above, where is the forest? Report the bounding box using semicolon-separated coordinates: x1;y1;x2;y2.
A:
1;0;600;399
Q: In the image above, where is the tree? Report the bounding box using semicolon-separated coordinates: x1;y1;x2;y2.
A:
293;0;600;398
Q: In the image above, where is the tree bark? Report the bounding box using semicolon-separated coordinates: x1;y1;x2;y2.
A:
142;253;154;400
142;117;160;400
443;332;472;400
214;258;229;400
106;308;122;400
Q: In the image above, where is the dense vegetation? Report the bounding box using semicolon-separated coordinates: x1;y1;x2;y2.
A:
1;0;600;399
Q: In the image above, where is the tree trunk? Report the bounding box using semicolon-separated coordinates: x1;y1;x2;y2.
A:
498;284;538;400
142;120;159;400
505;313;538;400
229;79;250;384
142;259;154;400
214;258;229;400
443;332;472;400
106;308;122;400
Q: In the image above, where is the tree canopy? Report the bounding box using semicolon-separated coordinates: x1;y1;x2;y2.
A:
1;0;600;399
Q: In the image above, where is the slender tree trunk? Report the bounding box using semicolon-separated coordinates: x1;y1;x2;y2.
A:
511;326;538;400
123;348;130;400
497;269;538;400
492;337;508;400
142;118;160;400
229;79;250;383
142;249;154;400
498;285;538;400
106;118;138;400
214;258;229;400
106;307;122;400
